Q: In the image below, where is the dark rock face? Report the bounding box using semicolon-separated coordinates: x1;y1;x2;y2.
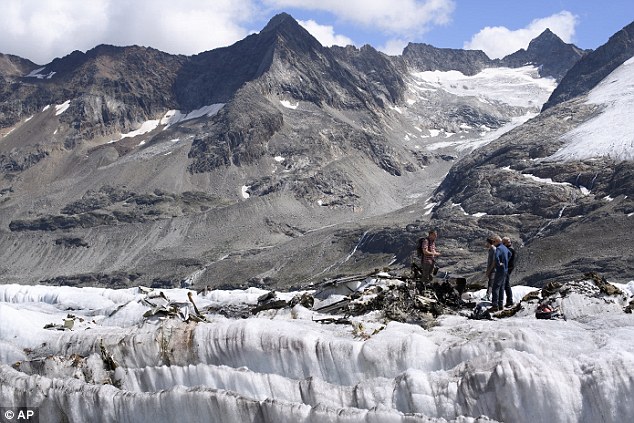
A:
188;88;284;172
40;272;142;288
543;21;634;110
499;29;588;81
0;147;49;176
330;44;406;105
54;237;89;248
402;43;491;75
9;186;232;231
0;45;187;135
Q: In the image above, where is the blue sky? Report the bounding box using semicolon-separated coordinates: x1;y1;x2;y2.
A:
0;0;632;64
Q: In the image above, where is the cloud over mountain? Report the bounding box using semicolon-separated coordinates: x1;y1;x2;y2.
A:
464;10;578;59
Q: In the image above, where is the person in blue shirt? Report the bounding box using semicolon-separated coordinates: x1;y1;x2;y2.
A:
502;237;516;307
489;235;510;312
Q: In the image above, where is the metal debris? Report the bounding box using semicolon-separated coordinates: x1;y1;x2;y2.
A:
140;288;206;323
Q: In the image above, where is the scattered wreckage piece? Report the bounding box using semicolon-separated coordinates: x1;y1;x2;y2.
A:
324;279;444;327
519;272;627;320
307;268;476;327
494;302;523;319
313;298;350;314
44;314;79;331
140;289;207;323
251;291;315;314
311;316;351;325
313;274;376;299
584;271;623;296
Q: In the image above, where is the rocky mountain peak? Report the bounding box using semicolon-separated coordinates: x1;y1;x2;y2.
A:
261;12;299;33
259;13;323;54
527;28;561;49
543;20;634;110
498;28;588;81
269;14;326;55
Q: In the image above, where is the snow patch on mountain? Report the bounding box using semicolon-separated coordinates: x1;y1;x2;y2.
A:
427;113;537;152
25;67;56;79
106;104;225;144
549;57;634;162
55;100;70;116
411;66;557;109
280;100;298;109
160;104;225;128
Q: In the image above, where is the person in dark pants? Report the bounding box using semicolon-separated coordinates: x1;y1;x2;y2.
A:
489;235;510;312
502;237;516;307
416;230;440;293
485;237;496;301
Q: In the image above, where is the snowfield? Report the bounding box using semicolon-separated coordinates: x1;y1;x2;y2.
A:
549;57;634;162
1;277;633;423
410;66;557;109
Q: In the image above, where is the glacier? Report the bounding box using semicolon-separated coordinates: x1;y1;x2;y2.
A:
549;57;634;162
0;278;633;423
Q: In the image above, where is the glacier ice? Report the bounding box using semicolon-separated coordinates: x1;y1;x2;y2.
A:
0;279;633;422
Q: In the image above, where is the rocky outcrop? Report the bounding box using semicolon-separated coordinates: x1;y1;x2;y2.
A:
0;147;49;176
543;21;634;110
499;29;588;81
330;44;406;105
9;186;233;231
402;43;491;75
188;87;284;172
0;45;186;135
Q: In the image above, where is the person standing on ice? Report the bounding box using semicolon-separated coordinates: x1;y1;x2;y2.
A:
416;229;440;293
489;235;510;312
484;237;496;301
502;237;516;307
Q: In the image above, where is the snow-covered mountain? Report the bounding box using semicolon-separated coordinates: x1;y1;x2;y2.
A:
429;21;634;286
0;13;597;290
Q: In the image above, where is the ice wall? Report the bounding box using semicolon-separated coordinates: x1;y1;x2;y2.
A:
1;282;633;422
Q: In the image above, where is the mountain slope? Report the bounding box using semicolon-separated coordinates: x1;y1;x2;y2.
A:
0;13;599;289
426;23;634;285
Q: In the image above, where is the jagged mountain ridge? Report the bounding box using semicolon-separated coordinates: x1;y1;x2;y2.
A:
543;20;634;110
0;14;582;137
0;13;615;289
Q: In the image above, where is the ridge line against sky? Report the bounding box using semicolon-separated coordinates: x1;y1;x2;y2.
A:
0;0;633;65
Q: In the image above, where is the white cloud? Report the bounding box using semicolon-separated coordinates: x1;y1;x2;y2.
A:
378;38;409;56
0;0;110;63
464;11;578;59
298;20;354;47
0;0;258;64
0;0;456;64
264;0;455;35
